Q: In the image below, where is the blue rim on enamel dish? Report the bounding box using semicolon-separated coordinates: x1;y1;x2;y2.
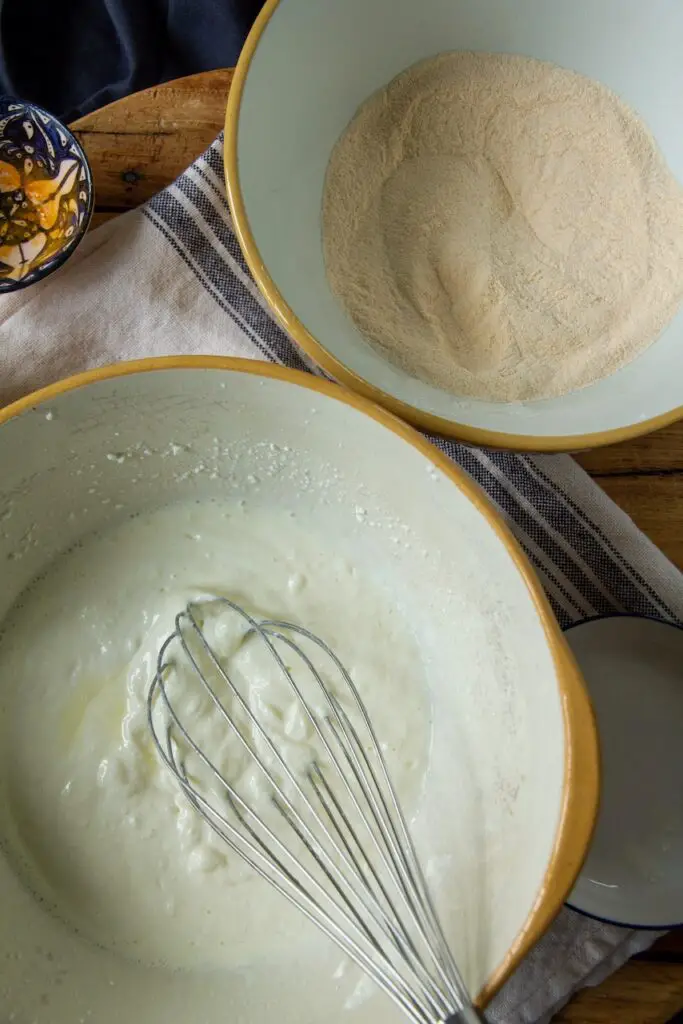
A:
563;612;683;930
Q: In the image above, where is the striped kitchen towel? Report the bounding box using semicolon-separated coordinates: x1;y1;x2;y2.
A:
0;136;679;1023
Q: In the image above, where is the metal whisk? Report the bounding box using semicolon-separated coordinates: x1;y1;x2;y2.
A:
147;597;483;1024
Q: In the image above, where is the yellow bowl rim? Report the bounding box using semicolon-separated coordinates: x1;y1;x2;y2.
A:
0;354;599;1006
223;0;683;453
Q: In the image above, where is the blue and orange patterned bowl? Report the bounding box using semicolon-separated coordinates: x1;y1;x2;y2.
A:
0;96;93;292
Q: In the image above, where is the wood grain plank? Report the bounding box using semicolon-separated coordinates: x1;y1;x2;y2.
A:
72;132;218;209
554;961;683;1024
70;70;232;213
589;473;683;570
576;423;683;476
72;70;233;134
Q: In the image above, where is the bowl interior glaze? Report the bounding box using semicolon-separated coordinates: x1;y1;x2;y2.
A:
0;360;597;1017
227;0;683;448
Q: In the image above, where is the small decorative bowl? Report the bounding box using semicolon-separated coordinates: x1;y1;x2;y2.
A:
0;96;94;292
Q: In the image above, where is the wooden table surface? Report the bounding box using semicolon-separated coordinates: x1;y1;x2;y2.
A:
71;69;683;1024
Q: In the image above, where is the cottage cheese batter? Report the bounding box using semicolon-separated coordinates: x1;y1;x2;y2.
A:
0;499;431;1020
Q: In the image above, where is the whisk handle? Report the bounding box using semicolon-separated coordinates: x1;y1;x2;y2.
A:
443;1009;486;1024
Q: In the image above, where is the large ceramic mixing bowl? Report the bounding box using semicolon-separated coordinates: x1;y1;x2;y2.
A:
225;0;683;451
0;358;597;1020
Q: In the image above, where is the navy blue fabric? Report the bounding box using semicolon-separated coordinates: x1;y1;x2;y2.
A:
0;0;264;123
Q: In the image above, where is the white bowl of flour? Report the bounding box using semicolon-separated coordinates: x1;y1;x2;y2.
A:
225;0;683;450
0;358;596;1022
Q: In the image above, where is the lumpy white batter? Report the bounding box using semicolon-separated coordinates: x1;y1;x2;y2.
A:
0;499;431;1019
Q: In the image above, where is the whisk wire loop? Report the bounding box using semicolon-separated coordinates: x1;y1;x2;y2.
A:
152;672;432;1023
184;605;449;1012
147;598;482;1024
256;627;457;1014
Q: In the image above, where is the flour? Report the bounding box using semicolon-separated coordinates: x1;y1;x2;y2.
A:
322;52;683;402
